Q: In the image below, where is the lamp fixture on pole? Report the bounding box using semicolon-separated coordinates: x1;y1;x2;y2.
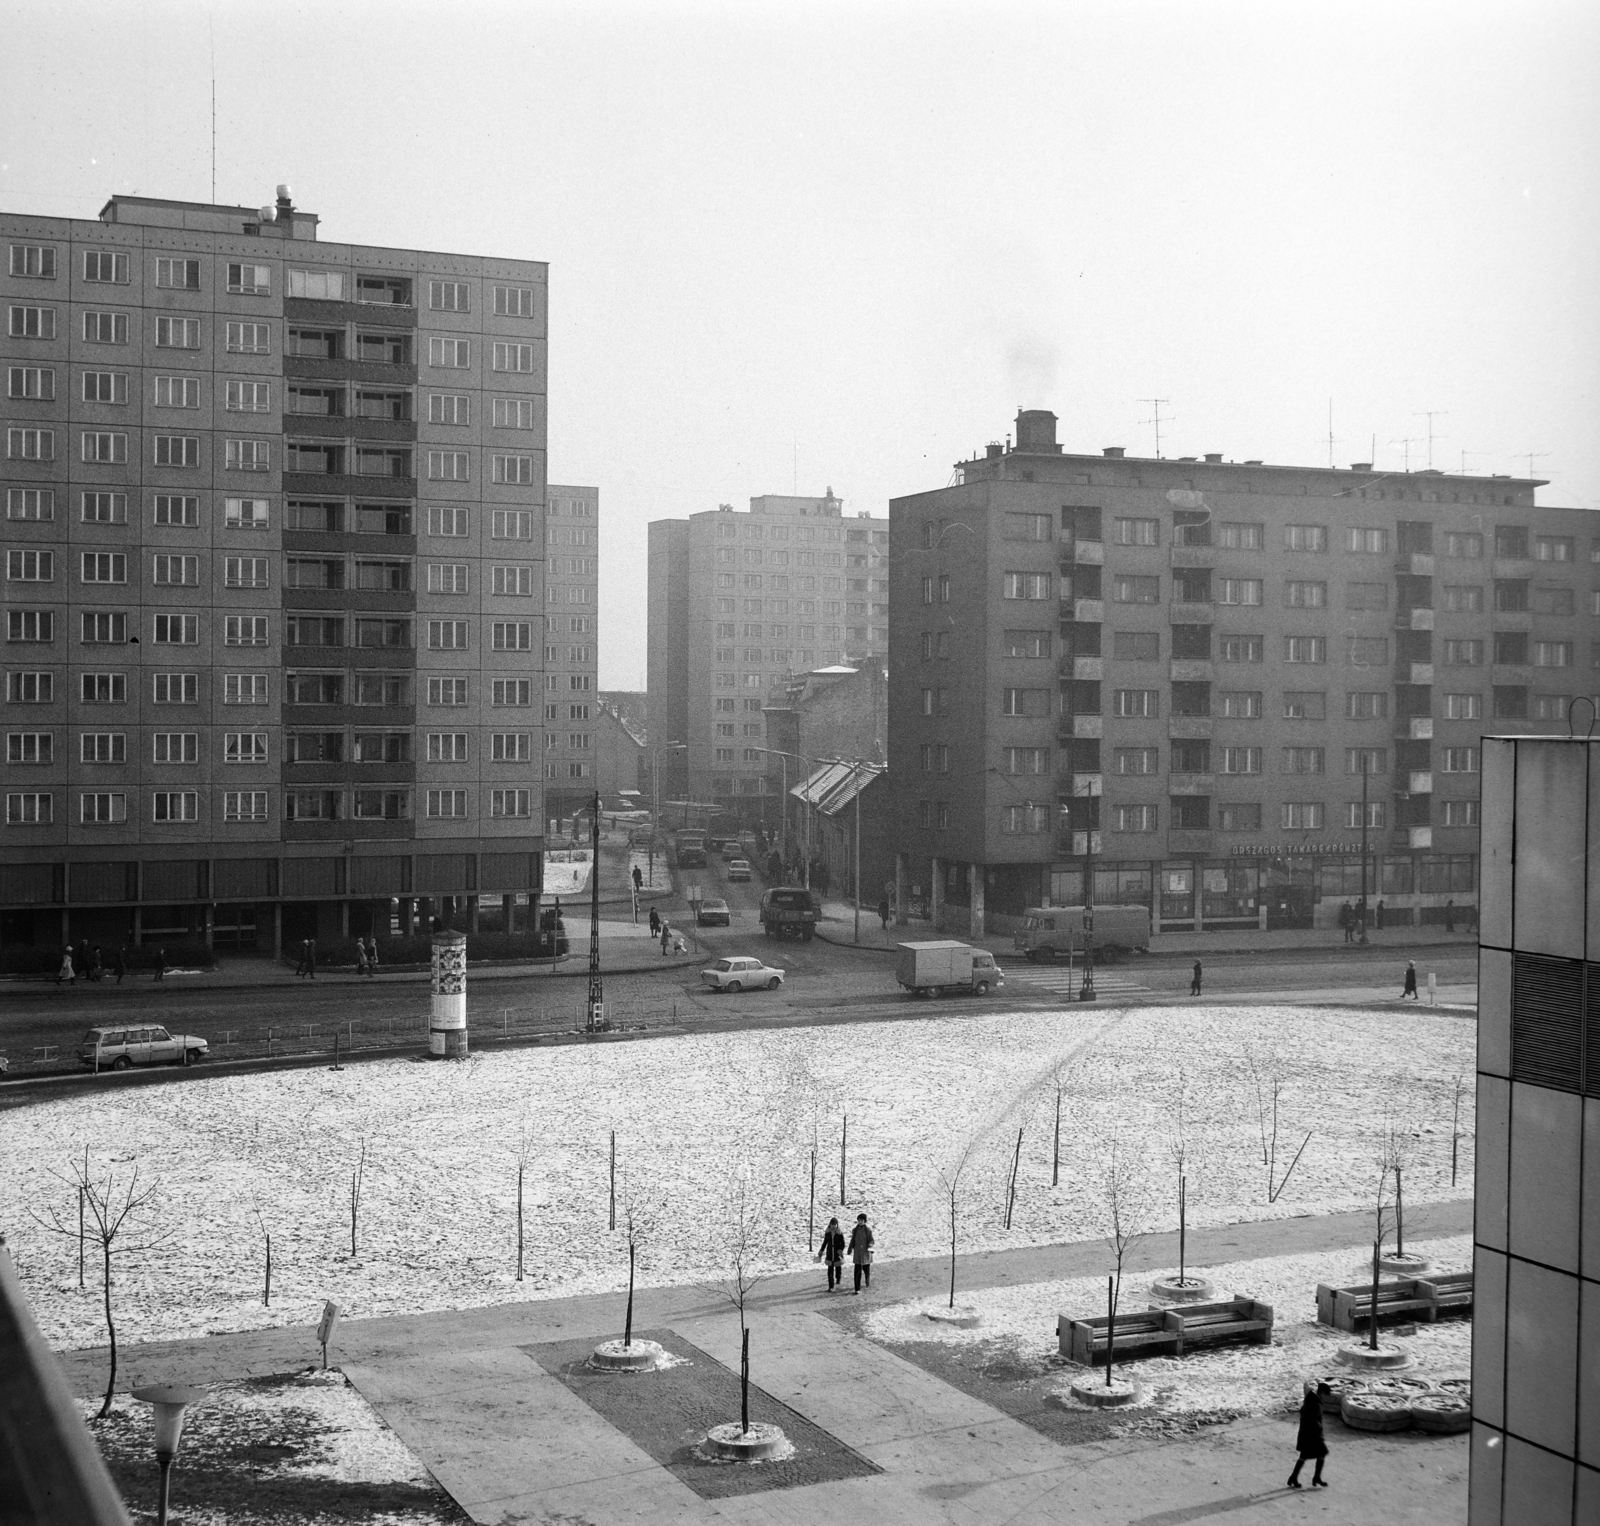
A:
133;1383;205;1526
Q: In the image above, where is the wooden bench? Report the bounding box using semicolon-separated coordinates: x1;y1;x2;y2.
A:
1058;1298;1274;1366
1316;1272;1473;1332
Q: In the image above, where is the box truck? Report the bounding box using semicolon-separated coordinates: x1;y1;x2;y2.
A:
895;940;1006;997
1012;904;1151;962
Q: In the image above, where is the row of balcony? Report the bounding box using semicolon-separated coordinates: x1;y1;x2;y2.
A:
1050;825;1438;860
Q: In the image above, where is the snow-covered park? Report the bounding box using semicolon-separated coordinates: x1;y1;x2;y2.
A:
0;1003;1474;1351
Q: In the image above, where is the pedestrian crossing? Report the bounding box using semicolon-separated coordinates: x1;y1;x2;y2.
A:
1005;965;1151;999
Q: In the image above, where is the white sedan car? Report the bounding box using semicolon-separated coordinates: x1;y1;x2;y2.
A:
701;956;785;993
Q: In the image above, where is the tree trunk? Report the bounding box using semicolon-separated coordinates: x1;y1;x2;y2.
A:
350;1173;357;1258
839;1115;847;1205
808;1148;816;1253
624;1242;635;1348
516;1164;525;1281
1052;1090;1061;1187
264;1233;272;1306
740;1325;750;1434
1369;1239;1381;1351
1395;1167;1404;1255
948;1193;957;1309
1179;1175;1187;1285
1105;1273;1116;1388
609;1131;616;1232
98;1242;116;1420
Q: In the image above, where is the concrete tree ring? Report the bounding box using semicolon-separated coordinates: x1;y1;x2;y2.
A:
702;1421;789;1460
1065;1376;1144;1408
1377;1251;1433;1275
1336;1341;1415;1371
922;1305;982;1329
589;1338;665;1372
1149;1275;1214;1303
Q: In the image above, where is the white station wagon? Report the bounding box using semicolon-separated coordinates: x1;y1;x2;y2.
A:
700;957;785;993
78;1024;209;1070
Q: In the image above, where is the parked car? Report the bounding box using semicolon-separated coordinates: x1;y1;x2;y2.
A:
726;858;752;882
696;897;732;927
700;957;785;992
78;1024;209;1070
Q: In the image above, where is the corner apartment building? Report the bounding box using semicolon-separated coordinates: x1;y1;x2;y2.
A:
648;491;888;829
889;409;1597;937
1;190;549;955
1470;735;1599;1524
542;482;599;825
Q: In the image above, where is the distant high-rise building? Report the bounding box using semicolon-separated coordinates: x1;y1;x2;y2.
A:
0;191;549;954
542;483;598;825
887;408;1595;937
648;490;888;829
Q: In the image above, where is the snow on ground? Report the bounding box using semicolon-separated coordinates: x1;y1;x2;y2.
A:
864;1234;1472;1417
0;1003;1473;1351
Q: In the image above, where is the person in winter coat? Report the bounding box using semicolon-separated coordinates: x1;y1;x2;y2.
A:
1288;1380;1330;1488
366;936;379;976
660;920;671;956
56;950;76;985
878;896;890;931
815;1216;846;1291
112;946;127;985
649;906;661;939
1402;960;1419;999
848;1213;875;1293
1190;960;1203;996
355;941;369;976
1339;902;1353;943
154;946;169;982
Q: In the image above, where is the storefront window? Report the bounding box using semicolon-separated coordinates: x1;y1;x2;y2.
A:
1097;865;1152;905
1202;861;1259;919
1419;855;1476;893
1381;857;1415;895
1160;863;1194;921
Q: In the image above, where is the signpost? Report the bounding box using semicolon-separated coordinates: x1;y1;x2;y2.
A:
316;1300;340;1369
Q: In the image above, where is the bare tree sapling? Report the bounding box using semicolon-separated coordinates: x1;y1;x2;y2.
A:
1098;1132;1150;1388
936;1139;978;1310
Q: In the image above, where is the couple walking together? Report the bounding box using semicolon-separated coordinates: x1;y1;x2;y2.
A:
816;1213;874;1293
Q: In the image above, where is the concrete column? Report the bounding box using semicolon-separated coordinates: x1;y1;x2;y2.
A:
502;893;515;933
272;903;281;960
428;930;469;1058
340;899;350;938
61;908;70;947
930;857;944;931
467;894;479;933
971;864;986;939
894;853;909;926
204;905;215;948
400;897;415;937
1193;867;1203;933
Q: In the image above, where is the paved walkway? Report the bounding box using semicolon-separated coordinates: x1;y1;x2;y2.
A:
60;1200;1471;1524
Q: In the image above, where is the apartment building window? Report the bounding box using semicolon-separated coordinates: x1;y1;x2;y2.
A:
493;286;536;317
153;435;200;468
491;454;536;484
224;674;269;706
1443;530;1482;559
152;614;199;645
354;559;411;591
1115;804;1158;833
77;673;119;703
152;672;199;704
425;620;467;651
1113;517;1159;546
492;622;533;651
7;550;54;583
1534;641;1572;668
142;494;192;528
1493;632;1528;665
1346;527;1389;554
1284;636;1326;664
1217;690;1262;718
8;489;55;521
427;506;470;537
428;280;471;311
1443;692;1481;720
1114;747;1159;775
9;365;54;398
152;316;198;349
1531;694;1571;722
1346;747;1386;774
1442;799;1480;828
1002;571;1051;600
285;790;344;821
1220;746;1262;774
1281;802;1324;829
6;733;51;764
354;672;409;706
154;257;201;290
80;793;127;824
1113;689;1159;718
491;565;534;596
357;618;412;649
428;393;471;426
1441;746;1479;773
1443;638;1484;666
1004;746;1048;775
5;611;51;643
1493;578;1529;612
80;371;127;404
81;249;127;283
83;310;130;344
1494;526;1528;559
492;396;536;429
427;563;470;595
1170;625;1210;660
284;672;341;706
1111;631;1159;662
224;733;269;764
1346;691;1388;720
285;614;344;646
491;732;534;762
227;263;271;294
1345;801;1387;829
152;732;198;764
1217;578;1262;606
8;672;54;703
1284;524;1326;552
1442;585;1482;613
1000;687;1050;717
1281;746;1325;774
1216;521;1263;550
7;427;54;460
286;268;343;300
1534;534;1574;562
1284;580;1326;608
223;791;269;822
429;337;471;368
224;617;270;647
1217;803;1262;831
151;553;199;587
1003;629;1051;658
9;244;56;278
426;733;469;763
353;732;410;764
286;558;344;590
1283;691;1325;719
8;305;56;338
225;321;272;355
434;677;474;706
491;509;534;540
424;789;468;821
490;788;533;819
1001;804;1048;835
224;439;270;472
80;612;128;644
1535;586;1575;616
81;431;128;464
1112;575;1160;604
225;557;270;589
491;341;535;371
1004;512;1052;541
79;551;125;583
1346;636;1388;666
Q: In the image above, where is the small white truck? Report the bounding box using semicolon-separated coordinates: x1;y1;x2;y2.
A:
895;940;1006;997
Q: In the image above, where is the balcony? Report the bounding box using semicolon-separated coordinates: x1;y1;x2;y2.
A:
1407;663;1434;685
1169;601;1213;624
1407;771;1433;795
1170;545;1215;569
1395;608;1434;631
1168;773;1215;796
1491;557;1533;579
1070;773;1103;797
1490;610;1532;633
1072;656;1104;681
1395;826;1433;850
1394;553;1435;577
1167;829;1214;855
1396;717;1434;741
1071;715;1103;739
1070;540;1105;566
1056;829;1103;857
1169;717;1213;740
1169;659;1214;683
1073;599;1105;623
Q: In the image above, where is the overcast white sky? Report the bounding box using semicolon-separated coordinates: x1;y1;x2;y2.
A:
3;0;1596;687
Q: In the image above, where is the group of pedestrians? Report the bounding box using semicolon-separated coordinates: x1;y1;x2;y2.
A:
55;942;161;985
814;1213;875;1293
647;906;686;957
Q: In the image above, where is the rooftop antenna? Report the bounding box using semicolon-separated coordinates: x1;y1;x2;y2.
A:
1326;397;1336;468
1414;411;1447;471
1390;437;1419;473
1519;449;1551;480
1457;449;1490;477
1138;398;1171;459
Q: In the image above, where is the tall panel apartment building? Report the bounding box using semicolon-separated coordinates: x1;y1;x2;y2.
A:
648;491;888;828
1471;736;1599;1523
0;191;549;954
543;482;599;826
889;409;1597;937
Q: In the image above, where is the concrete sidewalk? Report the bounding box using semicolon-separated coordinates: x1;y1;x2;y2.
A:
59;1199;1471;1525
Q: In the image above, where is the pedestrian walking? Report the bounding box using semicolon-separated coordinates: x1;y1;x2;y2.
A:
1444;898;1456;933
878;896;890;931
632;864;643;893
815;1216;846;1291
307;938;317;979
89;946;103;982
154;947;169;982
660;921;671;956
1339;902;1353;943
1376;899;1386;931
355;940;369;977
1288;1380;1331;1488
1190;960;1203;996
649;906;661;939
366;936;379;976
1402;960;1419;999
848;1213;875;1293
56;949;76;985
112;946;126;986
295;939;311;978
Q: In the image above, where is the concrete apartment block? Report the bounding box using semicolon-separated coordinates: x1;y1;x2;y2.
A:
1;192;548;954
888;409;1597;939
542;483;599;825
1471;735;1600;1524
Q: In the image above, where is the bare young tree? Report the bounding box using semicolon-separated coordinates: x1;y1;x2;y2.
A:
1050;1057;1071;1189
1097;1130;1151;1388
32;1153;168;1418
615;1168;661;1349
706;1170;768;1435
935;1138;979;1310
1244;1046;1312;1203
349;1132;368;1259
1364;1157;1394;1353
513;1106;538;1282
1165;1073;1195;1289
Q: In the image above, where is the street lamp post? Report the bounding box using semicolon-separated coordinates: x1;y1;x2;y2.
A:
1358;758;1370;946
587;788;605;1031
1080;825;1097;1002
133;1384;204;1526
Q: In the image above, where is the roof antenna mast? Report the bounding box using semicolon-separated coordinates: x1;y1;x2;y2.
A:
1138;398;1171;459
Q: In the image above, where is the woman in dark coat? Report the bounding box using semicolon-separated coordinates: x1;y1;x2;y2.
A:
815;1216;846;1291
1288;1381;1330;1488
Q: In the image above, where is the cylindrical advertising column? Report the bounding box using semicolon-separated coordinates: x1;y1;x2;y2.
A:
429;931;468;1058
